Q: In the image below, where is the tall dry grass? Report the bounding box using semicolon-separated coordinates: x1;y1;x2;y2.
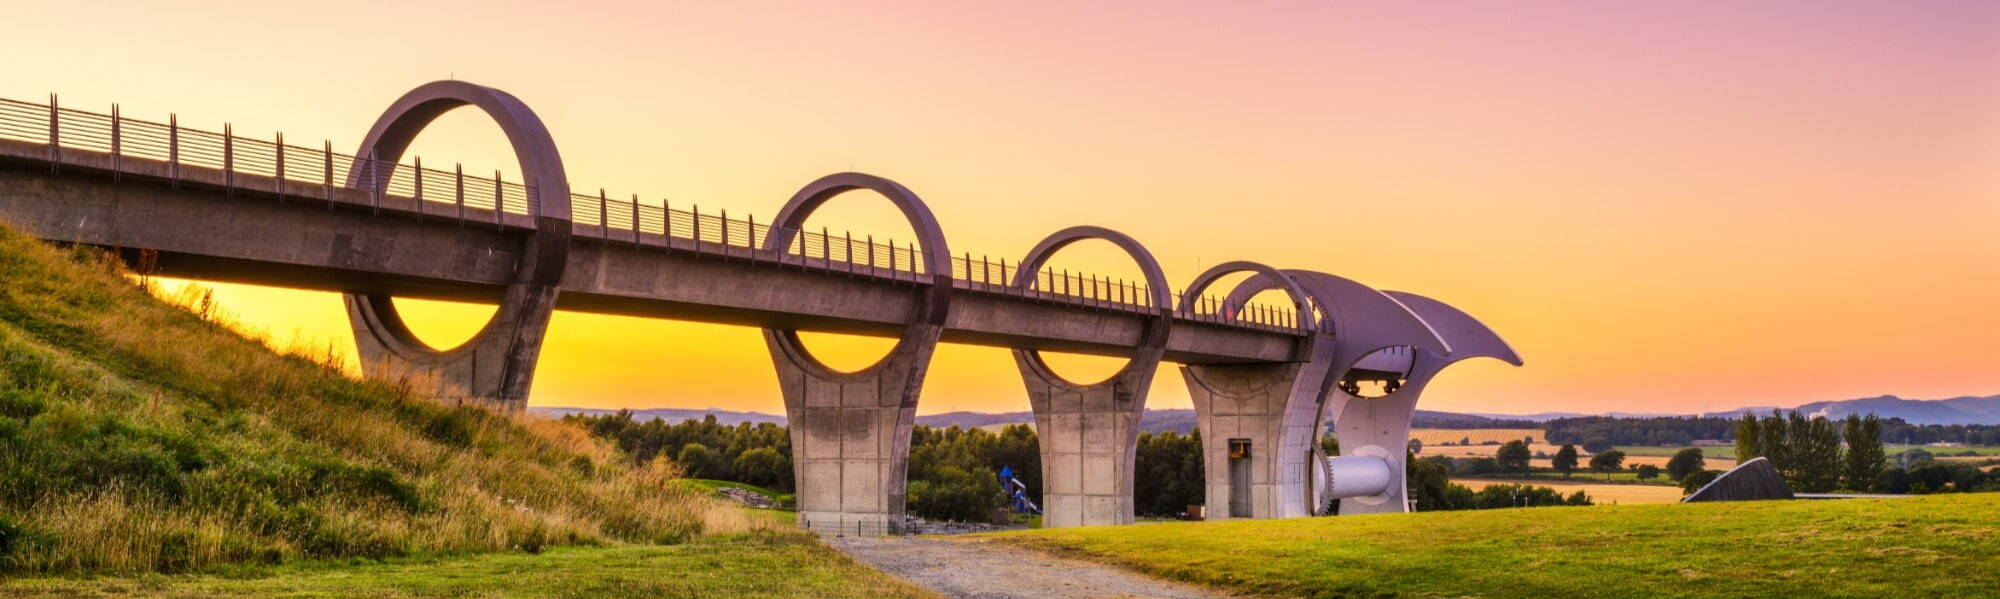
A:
0;225;752;575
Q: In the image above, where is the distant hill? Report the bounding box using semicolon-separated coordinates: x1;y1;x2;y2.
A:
1477;395;2000;426
1713;395;2000;426
531;406;786;426
536;394;2000;432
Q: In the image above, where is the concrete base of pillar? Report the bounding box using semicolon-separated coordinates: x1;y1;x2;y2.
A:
1182;362;1325;520
1016;353;1151;528
766;328;936;536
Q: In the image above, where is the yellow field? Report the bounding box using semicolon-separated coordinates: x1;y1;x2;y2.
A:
1410;428;1545;446
1458;479;1686;505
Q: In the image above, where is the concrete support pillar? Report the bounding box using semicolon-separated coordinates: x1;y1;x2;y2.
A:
341;81;573;413
758;172;953;537
1181;361;1331;519
1014;354;1155;527
1007;225;1171;528
345;274;558;411
767;327;938;536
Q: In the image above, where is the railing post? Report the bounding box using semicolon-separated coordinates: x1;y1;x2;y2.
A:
846;232;856;275
223;123;234;193
597;189;608;237
47;93;58;172
273;132;284;201
454;163;466;223
752;215;762;261
170;114;181;188
110;103;121;181
493;170;504;231
820;227;830;267
867;235;876;271
322;139;333;207
368;150;381;214
632;194;642;244
413;156;424;215
720;209;731;258
692;204;702;253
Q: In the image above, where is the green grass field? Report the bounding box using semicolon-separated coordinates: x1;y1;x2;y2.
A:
1;532;932;598
986;493;1999;598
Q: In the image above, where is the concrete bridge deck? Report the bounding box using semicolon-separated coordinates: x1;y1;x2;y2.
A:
0;137;1302;364
0;88;1520;534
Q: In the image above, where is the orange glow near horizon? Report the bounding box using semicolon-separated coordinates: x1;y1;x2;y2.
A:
14;1;2000;417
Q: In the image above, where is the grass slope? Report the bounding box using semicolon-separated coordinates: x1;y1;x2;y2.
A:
0;224;751;574
2;534;930;598
986;493;1999;598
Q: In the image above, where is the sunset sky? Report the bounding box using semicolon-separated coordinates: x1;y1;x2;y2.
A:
7;2;1998;416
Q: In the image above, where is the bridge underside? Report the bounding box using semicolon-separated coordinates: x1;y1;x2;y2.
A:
0;153;1295;365
0;90;1518;536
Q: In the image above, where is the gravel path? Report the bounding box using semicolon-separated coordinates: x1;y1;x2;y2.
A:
828;535;1232;599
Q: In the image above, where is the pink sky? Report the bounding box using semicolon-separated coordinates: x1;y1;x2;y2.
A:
6;1;1999;415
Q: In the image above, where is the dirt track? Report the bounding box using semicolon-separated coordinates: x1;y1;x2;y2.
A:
829;535;1231;599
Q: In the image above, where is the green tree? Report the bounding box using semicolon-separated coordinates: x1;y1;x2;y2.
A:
675;443;725;480
1842;414;1886;492
1666;447;1707;482
1734;413;1761;464
732;447;790;490
1758;411;1791;473
1407;454;1461;511
1789;412;1844;493
906;465;1002;522
1634;464;1661;480
1587;450;1626;480
1551;444;1580;478
1495;440;1533;474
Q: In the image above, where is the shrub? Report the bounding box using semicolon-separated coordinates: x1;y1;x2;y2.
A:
907;465;1001;522
1681;470;1722;494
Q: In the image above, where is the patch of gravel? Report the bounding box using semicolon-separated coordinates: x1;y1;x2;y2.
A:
828;535;1233;599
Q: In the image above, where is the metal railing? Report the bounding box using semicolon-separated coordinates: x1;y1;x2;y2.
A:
0;94;1313;334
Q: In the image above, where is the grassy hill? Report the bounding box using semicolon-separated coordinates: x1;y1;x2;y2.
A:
0;224;761;574
0;223;939;598
985;493;1999;598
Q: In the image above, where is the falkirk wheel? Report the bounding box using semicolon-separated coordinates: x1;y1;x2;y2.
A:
1218;272;1522;516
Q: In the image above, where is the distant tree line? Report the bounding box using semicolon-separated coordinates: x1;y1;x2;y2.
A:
1734;411;1999;494
1408;455;1592;510
1543;416;1737;450
1542;414;2000;450
568;412;1036;522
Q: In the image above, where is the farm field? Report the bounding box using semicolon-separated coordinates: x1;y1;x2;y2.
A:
1458;478;1685;504
1410;428;1546;446
986;492;1999;598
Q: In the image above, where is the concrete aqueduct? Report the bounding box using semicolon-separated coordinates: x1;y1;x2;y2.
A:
0;81;1520;535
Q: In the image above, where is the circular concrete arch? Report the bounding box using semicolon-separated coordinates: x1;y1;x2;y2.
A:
1178;261;1318;332
345;80;572;357
760;172;952;377
1009;226;1172;385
